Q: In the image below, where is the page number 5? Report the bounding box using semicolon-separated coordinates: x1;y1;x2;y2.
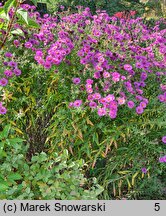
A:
154;203;160;211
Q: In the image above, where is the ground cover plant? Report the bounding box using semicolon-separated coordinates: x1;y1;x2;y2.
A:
0;0;166;199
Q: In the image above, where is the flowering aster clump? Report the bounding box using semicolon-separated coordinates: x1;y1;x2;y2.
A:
1;6;165;119
55;9;165;120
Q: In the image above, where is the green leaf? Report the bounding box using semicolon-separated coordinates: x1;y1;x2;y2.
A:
8;173;22;181
30;0;38;6
4;0;16;15
1;124;11;139
0;8;4;15
0;182;9;191
27;19;40;28
46;0;51;4
8;138;24;144
16;9;28;24
11;28;24;36
0;150;7;158
0;184;8;191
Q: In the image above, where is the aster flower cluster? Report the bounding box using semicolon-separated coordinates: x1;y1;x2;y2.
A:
0;51;22;113
62;10;166;119
1;53;22;78
1;7;165;117
35;30;74;69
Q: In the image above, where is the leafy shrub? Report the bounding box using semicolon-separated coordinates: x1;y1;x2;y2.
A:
0;125;103;199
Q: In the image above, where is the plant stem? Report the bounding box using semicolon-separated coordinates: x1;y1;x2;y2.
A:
0;0;20;50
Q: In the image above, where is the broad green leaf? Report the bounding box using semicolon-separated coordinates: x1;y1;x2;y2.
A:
46;0;51;4
16;9;28;24
0;182;9;191
11;28;24;36
1;124;11;139
27;19;40;28
8;173;22;181
0;10;9;21
30;0;38;6
0;150;7;158
4;0;16;15
8;138;24;144
0;184;8;191
0;8;4;15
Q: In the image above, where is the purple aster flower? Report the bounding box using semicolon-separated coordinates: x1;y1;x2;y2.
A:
109;101;118;111
136;106;144;114
0;106;7;114
98;56;105;63
8;61;17;68
159;155;166;163
60;5;65;10
73;100;82;107
141;167;147;174
140;72;148;81
140;101;147;108
14;39;20;47
52;58;61;65
24;42;33;49
13;68;21;76
121;75;126;80
158;94;165;102
93;29;102;37
103;71;110;78
89;101;97;109
127;100;135;109
44;62;52;69
5;52;13;58
86;88;93;94
109;110;117;119
46;56;53;62
72;77;81;85
97;107;107;116
86;84;92;89
86;79;93;84
136;89;143;95
93;93;101;100
87;94;94;101
99;98;107;105
162;136;166;144
0;78;8;86
124;64;132;71
135;95;143;101
142;98;149;104
3;61;8;66
112;72;120;82
95;64;103;71
160;84;166;91
117;97;126;105
68;102;73;108
135;62;143;69
94;71;101;79
4;70;13;77
105;94;115;103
